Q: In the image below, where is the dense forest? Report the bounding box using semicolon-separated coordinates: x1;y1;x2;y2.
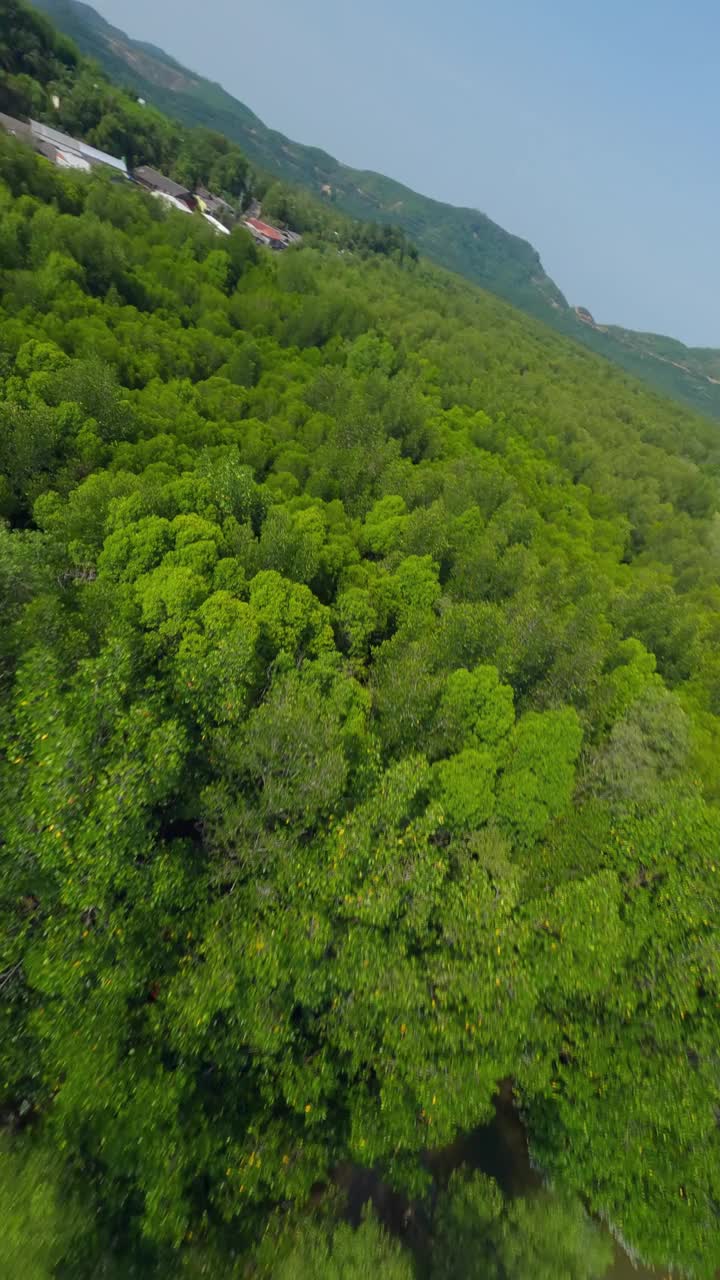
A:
32;0;720;421
3;5;720;1277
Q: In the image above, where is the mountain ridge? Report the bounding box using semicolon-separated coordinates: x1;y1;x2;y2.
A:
31;0;720;420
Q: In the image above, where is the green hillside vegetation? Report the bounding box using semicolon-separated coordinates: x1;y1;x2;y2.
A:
0;0;250;192
31;0;720;420
25;1;567;309
2;113;720;1275
3;4;720;1276
606;324;720;383
0;0;417;262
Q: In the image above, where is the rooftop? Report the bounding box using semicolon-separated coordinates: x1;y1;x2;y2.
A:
30;120;128;173
244;216;284;241
197;185;234;214
134;166;192;200
0;112;32;143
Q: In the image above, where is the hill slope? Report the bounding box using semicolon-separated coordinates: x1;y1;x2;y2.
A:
31;0;720;420
31;0;568;320
3;124;720;1280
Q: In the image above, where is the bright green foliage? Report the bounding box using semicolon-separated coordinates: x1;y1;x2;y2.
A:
175;591;260;726
347;331;396;378
392;554;442;623
433;664;515;757
362;494;408;556
496;709;583;846
433;748;497;830
249;569;335;660
333;585;378;658
1;73;720;1279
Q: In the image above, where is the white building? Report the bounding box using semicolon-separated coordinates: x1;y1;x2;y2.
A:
30;120;128;175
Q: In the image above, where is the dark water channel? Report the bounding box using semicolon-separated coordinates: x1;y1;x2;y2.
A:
336;1084;669;1278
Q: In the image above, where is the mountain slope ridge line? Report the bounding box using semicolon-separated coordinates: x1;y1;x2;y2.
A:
30;0;720;421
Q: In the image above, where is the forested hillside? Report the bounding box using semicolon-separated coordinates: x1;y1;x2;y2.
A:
32;0;720;420
2;114;720;1275
606;323;720;384
0;0;419;263
4;2;720;1274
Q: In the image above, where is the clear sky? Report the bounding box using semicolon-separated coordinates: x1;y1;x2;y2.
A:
91;0;718;346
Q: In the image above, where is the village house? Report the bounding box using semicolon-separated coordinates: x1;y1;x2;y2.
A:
242;215;287;250
196;185;235;222
133;166;195;208
0;114;128;176
31;120;128;175
200;210;230;235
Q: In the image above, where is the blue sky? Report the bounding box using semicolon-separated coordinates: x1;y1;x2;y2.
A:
94;0;719;346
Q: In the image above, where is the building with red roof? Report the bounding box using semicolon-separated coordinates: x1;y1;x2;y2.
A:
243;216;286;248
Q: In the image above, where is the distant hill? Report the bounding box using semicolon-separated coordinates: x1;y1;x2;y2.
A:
607;326;720;386
32;0;720;420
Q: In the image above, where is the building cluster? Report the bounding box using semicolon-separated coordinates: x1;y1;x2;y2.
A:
0;112;301;249
132;165;235;235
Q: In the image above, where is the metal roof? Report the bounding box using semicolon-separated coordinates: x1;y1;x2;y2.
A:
0;112;32;142
134;166;191;200
244;216;284;241
30;120;128;173
150;189;193;215
56;150;92;172
202;211;231;235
